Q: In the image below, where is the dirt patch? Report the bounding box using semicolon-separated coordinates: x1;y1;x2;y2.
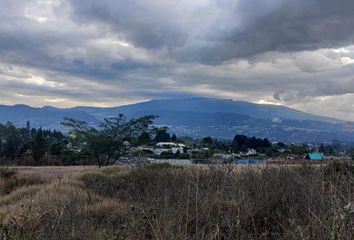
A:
9;166;97;180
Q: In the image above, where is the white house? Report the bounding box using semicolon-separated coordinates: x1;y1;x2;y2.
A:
138;142;186;155
154;142;185;155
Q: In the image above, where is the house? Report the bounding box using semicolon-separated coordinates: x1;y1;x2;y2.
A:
240;148;257;156
155;142;185;154
147;159;192;166
213;154;234;163
153;142;185;155
286;155;295;160
138;142;188;156
308;152;324;161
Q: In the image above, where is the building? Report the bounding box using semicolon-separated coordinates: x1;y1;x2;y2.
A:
308;152;324;161
140;142;186;155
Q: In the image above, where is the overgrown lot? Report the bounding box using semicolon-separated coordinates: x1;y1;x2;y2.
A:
0;163;353;239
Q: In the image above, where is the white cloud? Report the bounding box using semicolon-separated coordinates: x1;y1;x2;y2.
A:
24;14;48;23
340;57;354;65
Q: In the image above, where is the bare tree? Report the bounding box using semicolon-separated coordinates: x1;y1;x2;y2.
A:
62;114;156;167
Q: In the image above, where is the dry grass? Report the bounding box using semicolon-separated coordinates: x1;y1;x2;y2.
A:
0;163;353;239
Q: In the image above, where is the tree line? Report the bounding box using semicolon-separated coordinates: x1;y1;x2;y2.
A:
0;121;64;164
0;116;353;166
0;115;178;166
232;135;272;152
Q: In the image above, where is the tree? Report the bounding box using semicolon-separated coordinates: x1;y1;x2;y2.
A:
62;114;156;167
154;127;171;143
202;136;213;147
348;148;354;160
171;134;177;142
32;128;47;162
232;135;248;153
137;132;151;145
1;123;23;160
288;144;309;157
49;141;65;157
232;134;271;153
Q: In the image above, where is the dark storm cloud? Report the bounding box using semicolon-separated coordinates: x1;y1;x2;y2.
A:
70;0;187;49
70;0;354;63
190;0;354;63
0;0;354;119
233;0;354;57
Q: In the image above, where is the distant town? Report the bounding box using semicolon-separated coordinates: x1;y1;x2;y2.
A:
0;115;353;167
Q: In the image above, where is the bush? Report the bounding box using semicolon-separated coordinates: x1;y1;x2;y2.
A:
324;161;354;176
0;167;44;195
80;165;354;239
0;168;17;179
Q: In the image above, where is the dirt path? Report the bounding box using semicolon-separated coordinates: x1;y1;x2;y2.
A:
10;166;97;180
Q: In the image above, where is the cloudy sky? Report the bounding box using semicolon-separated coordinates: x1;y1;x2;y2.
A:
1;0;354;120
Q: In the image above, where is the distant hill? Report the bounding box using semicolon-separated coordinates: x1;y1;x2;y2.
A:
0;104;99;129
1;98;353;143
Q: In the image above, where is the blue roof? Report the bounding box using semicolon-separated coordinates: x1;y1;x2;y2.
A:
235;159;267;165
309;152;324;160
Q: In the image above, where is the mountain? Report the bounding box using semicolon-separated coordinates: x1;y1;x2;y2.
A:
0;104;99;129
75;97;339;121
1;98;353;143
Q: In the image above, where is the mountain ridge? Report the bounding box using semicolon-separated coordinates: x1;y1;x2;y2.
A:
1;98;353;143
0;97;346;122
71;97;341;122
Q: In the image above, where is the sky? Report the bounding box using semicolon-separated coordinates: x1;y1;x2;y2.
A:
1;0;354;120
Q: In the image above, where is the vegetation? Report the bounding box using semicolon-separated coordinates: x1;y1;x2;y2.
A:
0;119;352;166
153;127;171;143
0;164;352;239
61;114;155;167
232;134;271;152
0;115;158;166
0;168;44;195
0;122;64;165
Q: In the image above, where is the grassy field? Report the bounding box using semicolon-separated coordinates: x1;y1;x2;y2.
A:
0;163;353;239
